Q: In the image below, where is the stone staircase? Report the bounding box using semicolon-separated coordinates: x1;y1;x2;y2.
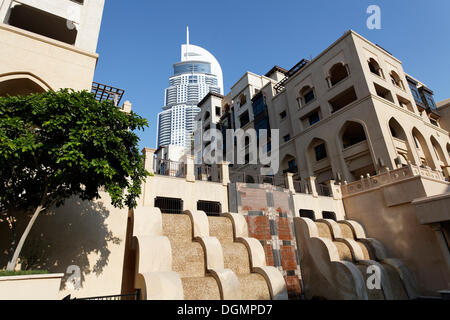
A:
295;216;418;300
208;216;271;300
162;214;221;300
132;207;288;300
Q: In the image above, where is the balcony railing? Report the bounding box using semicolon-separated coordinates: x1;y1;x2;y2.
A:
154;158;186;178
229;170;287;189
195;164;221;182
341;163;446;197
317;184;331;197
293;180;311;194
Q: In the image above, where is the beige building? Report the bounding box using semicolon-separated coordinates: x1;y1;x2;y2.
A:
205;30;450;186
192;30;450;296
0;0;104;94
0;0;133;300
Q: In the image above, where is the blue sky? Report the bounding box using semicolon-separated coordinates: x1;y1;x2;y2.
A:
93;0;450;150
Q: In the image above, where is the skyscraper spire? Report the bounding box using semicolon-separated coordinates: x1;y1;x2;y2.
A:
186;26;190;57
186;26;190;46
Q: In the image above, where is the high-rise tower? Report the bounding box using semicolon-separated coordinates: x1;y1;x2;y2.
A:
157;28;223;149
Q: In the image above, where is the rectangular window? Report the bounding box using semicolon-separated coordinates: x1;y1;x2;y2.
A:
239;111;250;127
304;90;315;104
197;200;222;217
314;144;327;161
397;95;414;113
329;87;358;113
280;110;287;120
308;112;320;125
215;106;221;116
408;82;423;105
374;83;394;103
430;118;438;127
283;134;291;142
423;92;437;110
155;197;183;214
8;4;78;45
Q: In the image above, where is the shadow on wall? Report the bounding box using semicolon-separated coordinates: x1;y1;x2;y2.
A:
0;197;121;291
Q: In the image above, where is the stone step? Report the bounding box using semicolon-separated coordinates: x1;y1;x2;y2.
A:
222;242;251;275
237;273;271;300
316;221;333;239
162;214;192;243
381;263;409;300
208;216;234;243
171;242;205;278
334;241;353;261
182;276;221;300
357;242;372;260
338;222;355;239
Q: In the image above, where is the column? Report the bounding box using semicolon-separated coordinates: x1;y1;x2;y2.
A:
219;161;230;186
306;176;318;198
327;180;342;200
184;154;196;183
142;148;155;175
285;173;295;194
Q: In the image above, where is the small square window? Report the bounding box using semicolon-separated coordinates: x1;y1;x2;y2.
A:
308;112;320;126
283;134;291;142
280;111;287;120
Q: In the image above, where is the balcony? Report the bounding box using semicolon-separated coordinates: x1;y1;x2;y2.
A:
393;137;408;153
342;140;369;159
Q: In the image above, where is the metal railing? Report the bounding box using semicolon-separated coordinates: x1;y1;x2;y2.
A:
195;164;221;182
317;184;331;197
197;200;222;217
63;289;141;301
293;180;311;194
154;158;185;178
154;197;184;214
229;170;287;189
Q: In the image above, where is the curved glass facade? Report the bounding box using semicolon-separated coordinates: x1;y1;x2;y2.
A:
174;62;211;75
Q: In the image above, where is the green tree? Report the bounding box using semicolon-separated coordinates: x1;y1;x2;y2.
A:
0;89;149;271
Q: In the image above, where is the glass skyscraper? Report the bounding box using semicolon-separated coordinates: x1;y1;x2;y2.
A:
157;29;223;148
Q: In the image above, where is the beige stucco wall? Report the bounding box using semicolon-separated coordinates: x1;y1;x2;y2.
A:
343;177;450;295
142;175;229;213
292;193;346;221
0;273;63;300
0;23;98;92
0;192;129;299
437;99;450;133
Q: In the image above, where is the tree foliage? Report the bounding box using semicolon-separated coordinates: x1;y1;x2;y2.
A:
0;89;149;217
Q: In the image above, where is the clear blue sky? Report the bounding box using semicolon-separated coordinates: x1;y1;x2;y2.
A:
93;0;450;150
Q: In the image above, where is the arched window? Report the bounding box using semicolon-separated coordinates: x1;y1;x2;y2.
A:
328;63;349;87
389;118;414;165
299;86;315;107
390;71;404;89
412;128;435;169
368;58;383;77
389;118;405;140
0;78;46;97
341;122;367;149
